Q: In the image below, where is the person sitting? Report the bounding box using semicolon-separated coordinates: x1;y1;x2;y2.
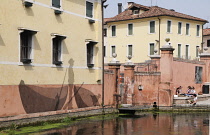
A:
188;94;197;105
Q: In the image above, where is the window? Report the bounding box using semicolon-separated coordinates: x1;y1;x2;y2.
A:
52;35;66;66
178;44;181;58
178;22;182;34
149;43;155;55
87;41;97;67
167;20;171;33
150;21;155;33
86;1;93;18
207;40;210;47
185;45;189;59
133;10;139;15
128;24;133;35
104;28;107;37
186;23;190;35
111;45;116;56
111;25;116;37
196;25;200;36
52;0;61;8
128;45;133;56
196;46;199;57
195;66;202;83
103;46;106;57
20;30;37;64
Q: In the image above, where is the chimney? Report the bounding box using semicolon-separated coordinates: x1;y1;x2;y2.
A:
127;2;134;8
118;3;122;14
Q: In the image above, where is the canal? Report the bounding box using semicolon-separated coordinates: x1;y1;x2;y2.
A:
1;112;209;135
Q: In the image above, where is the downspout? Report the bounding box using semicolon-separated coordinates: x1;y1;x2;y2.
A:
158;17;161;54
101;0;107;114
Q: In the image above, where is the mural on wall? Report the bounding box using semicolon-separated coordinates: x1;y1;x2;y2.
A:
195;66;202;83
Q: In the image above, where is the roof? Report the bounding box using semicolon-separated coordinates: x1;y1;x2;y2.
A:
105;3;208;23
203;28;210;36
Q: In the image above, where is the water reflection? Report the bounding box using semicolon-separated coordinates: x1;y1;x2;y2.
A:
38;113;209;135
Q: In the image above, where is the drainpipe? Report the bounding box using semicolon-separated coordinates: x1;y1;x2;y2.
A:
201;24;204;53
101;0;107;114
158;17;161;54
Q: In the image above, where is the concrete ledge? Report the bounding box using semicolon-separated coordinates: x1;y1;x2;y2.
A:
173;94;210;104
0;106;118;129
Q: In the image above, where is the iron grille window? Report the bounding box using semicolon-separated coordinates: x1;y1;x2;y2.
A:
86;1;93;18
52;36;65;66
20;30;36;64
52;0;61;8
150;21;155;33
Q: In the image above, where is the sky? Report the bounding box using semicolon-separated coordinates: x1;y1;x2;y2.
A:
104;0;210;28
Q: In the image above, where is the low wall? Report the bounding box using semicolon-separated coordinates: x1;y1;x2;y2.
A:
0;106;118;129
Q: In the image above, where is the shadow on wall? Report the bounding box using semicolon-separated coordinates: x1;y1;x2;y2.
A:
74;86;101;108
19;80;68;113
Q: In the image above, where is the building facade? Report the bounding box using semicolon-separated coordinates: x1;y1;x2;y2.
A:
104;2;208;63
203;28;210;51
0;0;103;117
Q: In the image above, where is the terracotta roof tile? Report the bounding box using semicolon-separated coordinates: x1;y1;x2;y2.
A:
105;3;208;23
203;28;210;36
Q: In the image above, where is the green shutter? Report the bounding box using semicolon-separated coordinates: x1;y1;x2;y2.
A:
178;22;182;34
86;1;93;18
167;21;171;33
112;46;115;54
52;0;60;8
178;44;181;58
186;45;189;59
112;26;116;36
150;21;155;33
128;45;132;56
186;24;189;35
150;43;154;55
128;24;133;35
197;25;200;36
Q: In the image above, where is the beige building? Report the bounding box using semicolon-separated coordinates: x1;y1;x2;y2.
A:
0;0;103;117
104;2;208;63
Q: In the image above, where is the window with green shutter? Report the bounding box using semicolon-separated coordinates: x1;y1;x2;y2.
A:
167;20;171;33
196;25;200;36
111;26;116;36
186;23;190;35
150;21;155;33
111;46;116;56
52;0;61;8
128;24;133;35
128;45;133;56
186;45;189;59
86;1;93;18
178;44;181;58
150;43;154;55
178;22;182;34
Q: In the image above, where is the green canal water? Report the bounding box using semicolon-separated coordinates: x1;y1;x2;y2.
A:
1;113;209;135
